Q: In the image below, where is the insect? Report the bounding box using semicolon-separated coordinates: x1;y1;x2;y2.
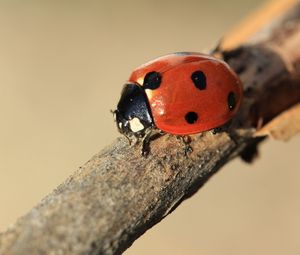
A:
114;52;243;153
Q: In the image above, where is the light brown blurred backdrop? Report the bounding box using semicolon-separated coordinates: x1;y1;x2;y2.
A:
0;1;299;254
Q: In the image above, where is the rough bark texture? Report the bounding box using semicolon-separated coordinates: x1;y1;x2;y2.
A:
1;1;300;255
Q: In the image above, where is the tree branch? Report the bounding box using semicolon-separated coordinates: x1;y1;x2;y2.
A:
1;1;300;255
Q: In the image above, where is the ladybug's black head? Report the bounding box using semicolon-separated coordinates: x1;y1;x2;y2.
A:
115;83;153;136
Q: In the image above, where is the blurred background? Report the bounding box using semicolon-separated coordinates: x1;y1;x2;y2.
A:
0;0;299;254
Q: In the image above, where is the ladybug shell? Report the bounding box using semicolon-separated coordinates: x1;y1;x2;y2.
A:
129;53;243;135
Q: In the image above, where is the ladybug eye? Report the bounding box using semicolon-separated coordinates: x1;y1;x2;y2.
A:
185;111;198;124
143;71;161;90
191;70;206;90
228;91;236;111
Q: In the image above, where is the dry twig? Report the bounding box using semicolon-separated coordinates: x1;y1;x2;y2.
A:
1;1;300;254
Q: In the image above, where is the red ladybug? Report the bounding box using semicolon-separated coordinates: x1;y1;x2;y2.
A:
115;52;243;139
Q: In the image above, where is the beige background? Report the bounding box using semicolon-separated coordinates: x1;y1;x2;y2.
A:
0;1;299;254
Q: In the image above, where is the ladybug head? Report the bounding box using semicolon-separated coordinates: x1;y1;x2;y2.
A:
115;83;153;136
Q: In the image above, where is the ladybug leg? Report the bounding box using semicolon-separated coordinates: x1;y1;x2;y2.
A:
211;121;241;147
212;126;223;135
141;130;152;157
123;133;132;145
177;135;193;156
212;120;232;135
122;133;140;147
132;135;141;146
141;128;164;157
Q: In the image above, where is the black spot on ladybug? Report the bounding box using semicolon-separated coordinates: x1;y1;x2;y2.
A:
191;71;206;90
228;92;236;110
185;112;198;124
143;71;161;90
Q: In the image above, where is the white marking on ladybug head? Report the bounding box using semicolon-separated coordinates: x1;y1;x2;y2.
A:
129;117;144;133
118;122;123;129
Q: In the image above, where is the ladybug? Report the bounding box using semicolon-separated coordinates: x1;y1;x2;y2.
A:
115;52;243;144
